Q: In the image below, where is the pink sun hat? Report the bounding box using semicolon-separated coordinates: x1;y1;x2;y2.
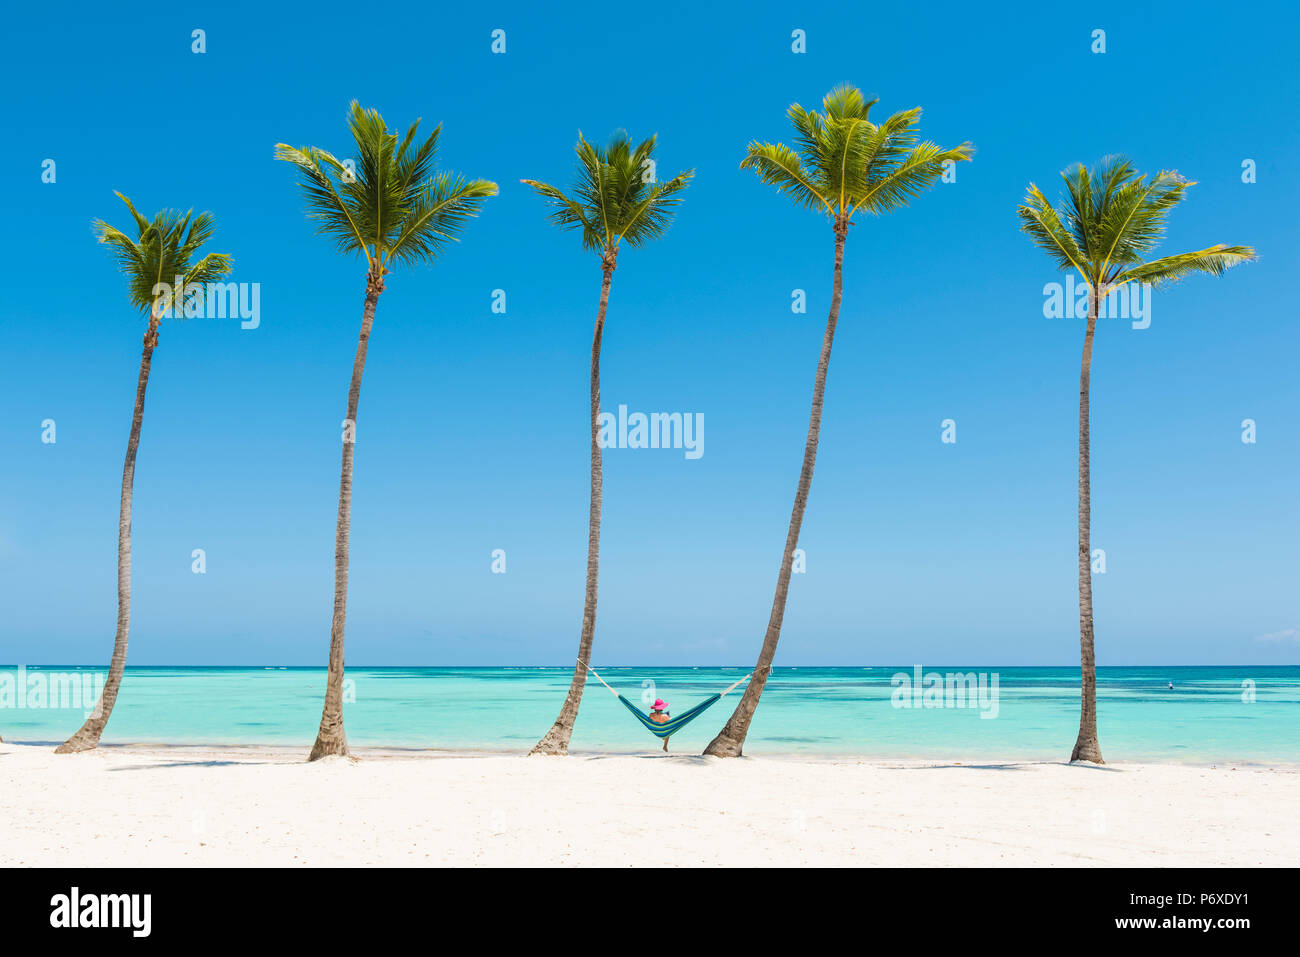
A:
652;698;668;710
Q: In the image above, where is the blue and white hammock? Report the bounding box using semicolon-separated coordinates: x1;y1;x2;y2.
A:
580;660;751;740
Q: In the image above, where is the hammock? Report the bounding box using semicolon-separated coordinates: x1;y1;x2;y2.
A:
581;660;751;740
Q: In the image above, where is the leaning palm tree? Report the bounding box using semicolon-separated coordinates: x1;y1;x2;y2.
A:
57;193;232;753
523;131;692;755
705;85;972;757
276;102;497;761
1018;157;1253;764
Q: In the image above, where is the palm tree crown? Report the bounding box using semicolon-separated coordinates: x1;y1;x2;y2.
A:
522;131;693;256
275;101;498;275
740;84;973;223
1018;155;1255;292
95;192;232;316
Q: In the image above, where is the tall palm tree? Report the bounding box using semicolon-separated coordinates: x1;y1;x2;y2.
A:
523;131;692;755
705;85;972;757
276;102;497;761
1018;157;1253;763
57;193;232;753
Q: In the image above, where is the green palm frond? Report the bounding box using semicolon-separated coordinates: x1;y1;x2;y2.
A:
1112;245;1256;289
386;174;500;267
788;104;832;186
742;84;972;222
518;179;600;248
1059;162;1099;263
184;252;235;287
1020;157;1255;292
1017;183;1088;274
178;211;218;263
854;141;973;215
393;117;435;186
115;192;151;236
1089;155;1140;225
738;142;829;213
618;172;692;247
272;144;369;260
571;132;613;242
822;83;877;121
854;108;921;186
93;192;232;317
523;130;693;253
1096;169;1190;270
277;100;497;271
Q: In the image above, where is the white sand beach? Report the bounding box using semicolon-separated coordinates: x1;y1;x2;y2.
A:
1;742;1295;867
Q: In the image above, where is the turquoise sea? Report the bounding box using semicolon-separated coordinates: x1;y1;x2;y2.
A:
1;665;1295;763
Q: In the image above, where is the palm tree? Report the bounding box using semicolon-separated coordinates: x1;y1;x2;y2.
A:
705;85;972;757
1018;157;1254;763
276;102;497;761
523;131;692;755
57;193;232;753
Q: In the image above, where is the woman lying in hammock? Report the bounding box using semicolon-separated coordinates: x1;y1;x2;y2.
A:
649;698;671;750
583;660;751;753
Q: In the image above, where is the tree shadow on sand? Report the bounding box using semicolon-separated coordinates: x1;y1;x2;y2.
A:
578;752;713;765
913;761;1124;772
109;760;250;770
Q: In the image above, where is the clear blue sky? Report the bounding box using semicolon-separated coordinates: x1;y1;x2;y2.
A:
2;0;1296;666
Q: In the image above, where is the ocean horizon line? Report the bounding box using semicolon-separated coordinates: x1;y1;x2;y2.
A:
2;663;1293;670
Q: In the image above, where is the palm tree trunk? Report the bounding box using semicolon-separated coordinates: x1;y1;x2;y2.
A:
57;315;161;753
308;271;384;762
705;221;848;758
531;251;617;755
1070;286;1104;763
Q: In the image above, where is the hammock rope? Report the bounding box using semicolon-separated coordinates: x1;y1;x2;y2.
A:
579;659;751;740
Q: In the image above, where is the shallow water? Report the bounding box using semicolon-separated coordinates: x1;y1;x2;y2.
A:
1;665;1295;763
